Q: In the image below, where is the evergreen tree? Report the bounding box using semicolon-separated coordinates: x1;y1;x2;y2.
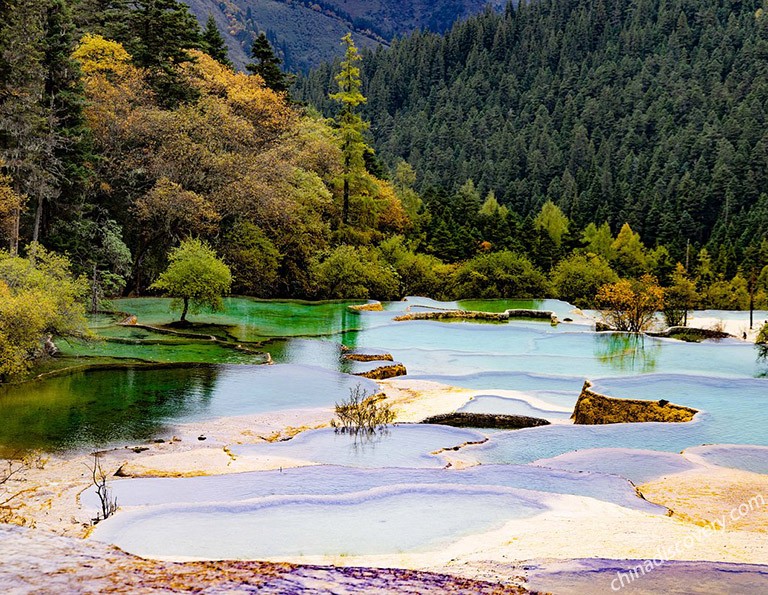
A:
0;0;46;255
71;0;131;40
246;32;291;94
200;14;232;68
330;33;369;225
38;0;92;245
125;0;201;107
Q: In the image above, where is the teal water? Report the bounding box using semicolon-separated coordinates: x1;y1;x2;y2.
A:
0;364;375;452
11;295;766;561
114;297;368;341
0;297;766;457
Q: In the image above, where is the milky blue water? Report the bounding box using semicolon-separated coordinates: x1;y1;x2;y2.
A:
229;425;485;468
68;298;768;560
685;445;768;475
83;464;665;513
91;484;546;559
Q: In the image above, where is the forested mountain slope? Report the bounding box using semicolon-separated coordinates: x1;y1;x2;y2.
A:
298;0;768;261
182;0;505;71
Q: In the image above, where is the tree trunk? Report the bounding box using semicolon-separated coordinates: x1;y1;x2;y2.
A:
342;151;350;224
32;182;43;244
91;263;99;314
10;204;20;256
181;297;189;322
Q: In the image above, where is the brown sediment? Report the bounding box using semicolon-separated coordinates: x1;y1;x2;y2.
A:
0;524;528;594
639;466;768;532
354;363;407;380
348;302;384;312
343;352;394;362
571;380;697;424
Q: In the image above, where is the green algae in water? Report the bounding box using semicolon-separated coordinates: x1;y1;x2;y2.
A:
113;298;367;341
0;364;376;453
59;337;267;366
0;365;222;454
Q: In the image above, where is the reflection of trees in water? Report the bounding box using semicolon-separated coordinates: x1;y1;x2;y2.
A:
348;427;392;455
594;333;660;373
0;365;222;452
758;345;768;377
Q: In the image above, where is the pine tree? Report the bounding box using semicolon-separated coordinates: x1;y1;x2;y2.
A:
37;0;92;245
330;33;368;225
200;14;232;68
0;0;46;255
126;0;201;107
71;0;131;40
246;32;291;94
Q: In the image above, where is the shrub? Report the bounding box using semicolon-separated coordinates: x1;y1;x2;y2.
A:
551;253;617;308
596;275;665;333
451;250;549;299
331;384;395;434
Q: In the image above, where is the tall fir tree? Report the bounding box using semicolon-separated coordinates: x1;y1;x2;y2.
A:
330;33;368;225
200;14;232;68
37;0;92;245
246;32;291;94
71;0;131;40
125;0;201;107
0;0;46;254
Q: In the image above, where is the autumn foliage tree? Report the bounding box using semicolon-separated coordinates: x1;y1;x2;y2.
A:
0;245;88;380
596;275;665;333
662;263;699;327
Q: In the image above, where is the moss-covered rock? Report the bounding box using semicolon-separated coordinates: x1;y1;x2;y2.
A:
343;352;394;362
354;363;407;380
393;308;558;323
649;326;733;342
572;380;697;424
393;310;508;322
348;302;384;312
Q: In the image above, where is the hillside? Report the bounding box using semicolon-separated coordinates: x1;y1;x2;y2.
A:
181;0;504;71
298;0;768;262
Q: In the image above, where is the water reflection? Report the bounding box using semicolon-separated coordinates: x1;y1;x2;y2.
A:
0;365;221;454
594;333;660;373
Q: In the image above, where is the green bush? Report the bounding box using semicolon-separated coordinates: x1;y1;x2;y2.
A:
451;250;549;299
551;253;617;308
310;244;399;300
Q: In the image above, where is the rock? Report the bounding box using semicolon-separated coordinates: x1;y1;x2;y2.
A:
595;321;613;332
354;363;407;380
421;412;550;430
343;352;395;362
394;310;508;322
43;335;59;357
571;380;698;424
348;302;384;312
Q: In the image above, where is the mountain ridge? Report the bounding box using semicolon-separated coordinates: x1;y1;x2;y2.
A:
181;0;505;71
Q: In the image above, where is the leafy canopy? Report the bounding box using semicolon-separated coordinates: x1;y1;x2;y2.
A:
150;238;232;322
0;245;88;380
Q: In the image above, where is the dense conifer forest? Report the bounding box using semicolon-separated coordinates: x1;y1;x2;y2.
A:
1;0;768;378
298;0;768;268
